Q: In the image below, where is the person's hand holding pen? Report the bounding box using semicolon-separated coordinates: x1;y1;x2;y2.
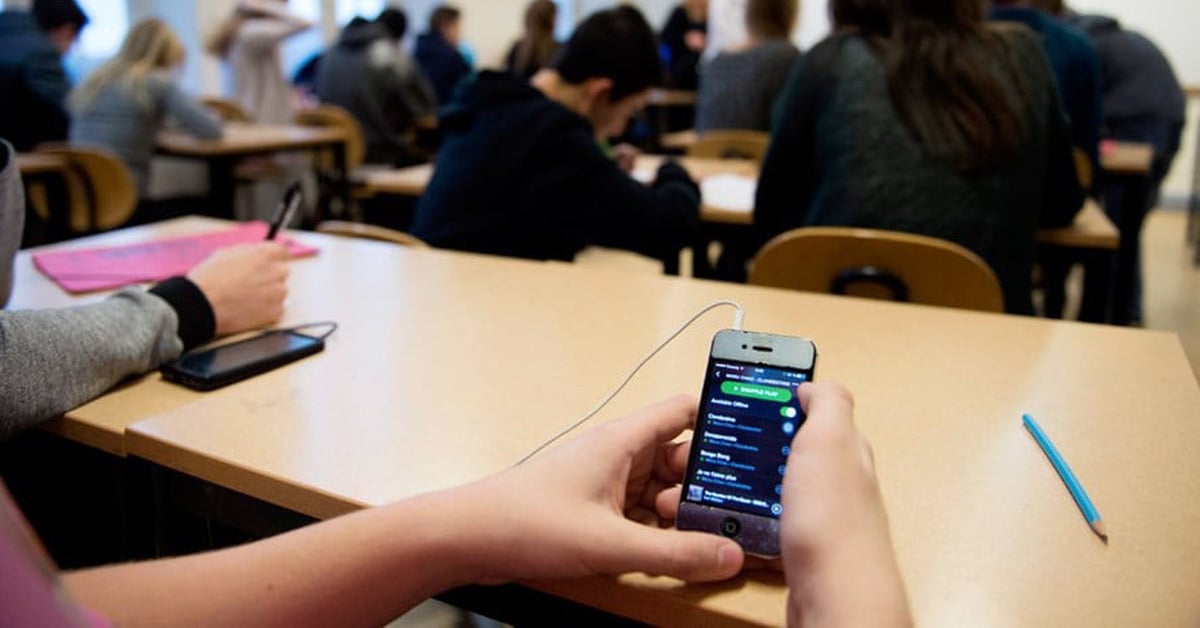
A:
188;243;289;336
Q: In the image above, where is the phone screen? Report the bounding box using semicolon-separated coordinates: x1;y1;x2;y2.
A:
682;359;811;520
175;332;319;377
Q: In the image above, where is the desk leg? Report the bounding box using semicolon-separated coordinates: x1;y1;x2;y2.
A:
207;157;238;219
1077;248;1114;323
1106;174;1153;326
331;143;350;222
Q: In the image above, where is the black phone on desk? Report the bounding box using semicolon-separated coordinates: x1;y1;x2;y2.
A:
676;329;817;558
160;330;325;391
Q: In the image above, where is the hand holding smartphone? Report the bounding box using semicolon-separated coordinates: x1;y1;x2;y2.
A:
676;330;817;557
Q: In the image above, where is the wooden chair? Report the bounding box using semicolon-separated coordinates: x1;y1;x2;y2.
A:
1073;147;1093;190
295;105;366;172
202;97;251;122
34;145;137;234
315;220;429;248
687;130;770;162
748;227;1005;313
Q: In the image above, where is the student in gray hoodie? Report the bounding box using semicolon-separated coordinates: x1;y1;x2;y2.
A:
0;139;290;440
316;8;437;166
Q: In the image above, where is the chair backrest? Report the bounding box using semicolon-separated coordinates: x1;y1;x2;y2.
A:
202;97;251;122
1073;147;1093;190
35;145;137;233
687;130;770;162
295;105;366;171
315;220;429;248
748;227;1005;313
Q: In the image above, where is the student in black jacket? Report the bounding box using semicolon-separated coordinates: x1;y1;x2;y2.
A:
410;6;700;265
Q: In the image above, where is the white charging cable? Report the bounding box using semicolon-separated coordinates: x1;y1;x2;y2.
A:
514;300;745;466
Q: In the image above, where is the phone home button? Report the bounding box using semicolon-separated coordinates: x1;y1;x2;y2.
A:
719;517;741;538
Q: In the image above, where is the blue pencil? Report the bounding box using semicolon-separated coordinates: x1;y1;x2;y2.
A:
1022;414;1107;540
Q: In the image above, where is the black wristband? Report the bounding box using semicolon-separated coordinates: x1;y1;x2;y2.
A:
149;276;217;351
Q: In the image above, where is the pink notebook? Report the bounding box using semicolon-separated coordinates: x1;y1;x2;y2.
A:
32;222;319;294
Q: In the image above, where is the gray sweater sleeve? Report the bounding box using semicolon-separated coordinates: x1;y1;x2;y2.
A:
0;141;23;308
0;289;184;441
153;76;224;140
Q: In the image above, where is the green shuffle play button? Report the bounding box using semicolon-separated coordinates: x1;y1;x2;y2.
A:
720;381;793;403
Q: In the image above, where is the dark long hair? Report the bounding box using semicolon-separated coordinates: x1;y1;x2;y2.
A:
884;0;1029;170
513;0;558;76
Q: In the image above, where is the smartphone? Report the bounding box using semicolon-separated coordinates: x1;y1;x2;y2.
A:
676;329;817;558
160;330;325;391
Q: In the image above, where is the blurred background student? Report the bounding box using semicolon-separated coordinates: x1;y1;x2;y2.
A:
754;0;1083;314
1053;0;1186;325
207;0;312;124
506;0;561;81
70;19;223;224
696;0;799;132
660;0;708;91
0;0;89;151
316;8;436;167
415;5;472;105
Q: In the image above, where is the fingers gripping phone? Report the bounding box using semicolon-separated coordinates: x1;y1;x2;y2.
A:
676;330;817;558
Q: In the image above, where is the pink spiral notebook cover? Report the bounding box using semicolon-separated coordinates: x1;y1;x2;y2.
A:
32;222;319;294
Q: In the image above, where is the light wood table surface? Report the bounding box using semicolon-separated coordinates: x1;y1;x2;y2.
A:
648;89;697;107
156;123;347;157
16;152;69;175
1100;141;1155;176
71;220;1200;626
361;156;1116;248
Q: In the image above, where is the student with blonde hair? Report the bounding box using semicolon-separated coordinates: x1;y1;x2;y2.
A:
70;18;222;209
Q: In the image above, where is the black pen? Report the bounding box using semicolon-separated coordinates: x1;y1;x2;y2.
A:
266;183;303;241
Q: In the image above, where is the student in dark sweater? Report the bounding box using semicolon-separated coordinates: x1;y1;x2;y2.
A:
696;0;800;132
411;7;700;265
989;0;1102;177
414;5;471;104
0;0;89;151
659;0;708;90
755;0;1083;315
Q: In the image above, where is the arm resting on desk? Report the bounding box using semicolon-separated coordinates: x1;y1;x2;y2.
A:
63;387;911;628
0;289;186;440
63;395;745;627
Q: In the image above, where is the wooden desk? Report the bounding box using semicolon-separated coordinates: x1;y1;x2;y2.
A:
648;89;697;107
1100;141;1154;176
1036;199;1118;250
362;156;759;225
157;123;349;217
96;218;1200;626
16;153;68;176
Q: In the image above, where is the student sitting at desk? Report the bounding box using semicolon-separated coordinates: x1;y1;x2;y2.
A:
696;0;801;133
415;5;472;105
0;381;912;627
505;0;562;81
410;6;700;264
70;19;223;216
0;140;289;440
0;0;89;151
207;0;312;125
753;0;1083;314
315;9;437;167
